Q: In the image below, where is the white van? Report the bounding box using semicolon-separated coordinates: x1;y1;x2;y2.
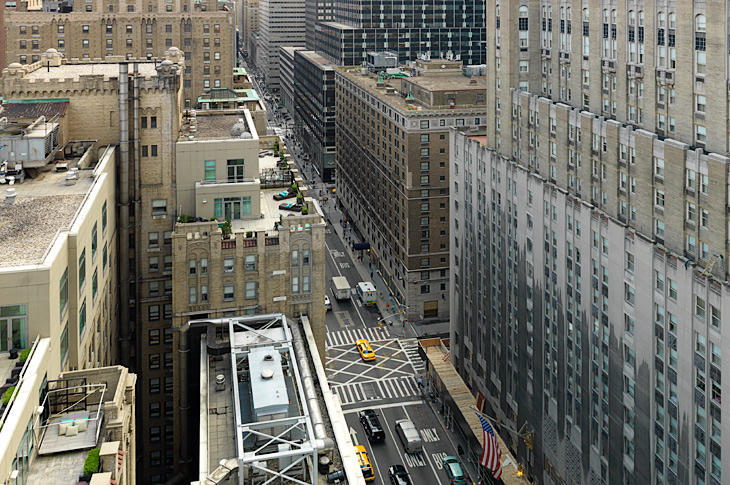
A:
394;419;422;454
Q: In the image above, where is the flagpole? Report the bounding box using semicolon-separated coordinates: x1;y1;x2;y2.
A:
470;405;532;483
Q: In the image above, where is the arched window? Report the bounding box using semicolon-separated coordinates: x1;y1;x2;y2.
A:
638;11;644;26
611;9;617;24
628;10;635;25
583;8;589;22
696;14;706;32
566;7;571;21
519;5;528;18
668;12;675;29
602;9;608;23
657;12;665;28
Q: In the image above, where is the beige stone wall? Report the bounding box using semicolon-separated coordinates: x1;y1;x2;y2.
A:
3;9;234;104
175;136;260;215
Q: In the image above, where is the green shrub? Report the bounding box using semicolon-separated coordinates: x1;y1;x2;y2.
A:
178;213;192;224
301;205;309;215
221;218;232;237
18;348;30;362
2;386;16;406
83;448;101;475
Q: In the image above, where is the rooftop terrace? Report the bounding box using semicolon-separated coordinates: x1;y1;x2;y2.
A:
179;110;259;141
24;62;160;82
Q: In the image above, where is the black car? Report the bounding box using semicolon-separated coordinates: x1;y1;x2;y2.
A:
358;409;385;442
388;465;412;485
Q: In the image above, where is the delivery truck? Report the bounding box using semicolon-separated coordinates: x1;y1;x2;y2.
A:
331;276;351;300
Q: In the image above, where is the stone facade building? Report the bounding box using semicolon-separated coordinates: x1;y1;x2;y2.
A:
1;49;185;484
335;58;485;322
3;0;234;106
450;1;730;484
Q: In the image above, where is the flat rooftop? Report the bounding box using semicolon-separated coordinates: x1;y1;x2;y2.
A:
25;62;160;82
231;187;310;233
180;112;258;140
0;158;92;267
339;67;486;111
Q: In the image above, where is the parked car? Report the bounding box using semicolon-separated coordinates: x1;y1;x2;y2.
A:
355;339;375;362
358;409;385;442
325;295;332;311
388;465;412;485
443;456;466;485
273;188;297;200
279;201;302;212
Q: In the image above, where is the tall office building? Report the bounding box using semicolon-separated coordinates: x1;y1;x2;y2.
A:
313;0;485;67
3;0;234;106
335;59;485;322
293;50;336;182
451;1;729;484
242;0;259;53
255;0;305;92
304;0;332;51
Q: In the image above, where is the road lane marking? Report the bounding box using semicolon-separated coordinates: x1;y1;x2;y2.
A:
432;452;448;469
420;428;440;443
402;405;445;484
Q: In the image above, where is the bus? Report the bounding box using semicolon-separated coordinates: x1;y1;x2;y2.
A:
355;445;374;481
356;282;377;305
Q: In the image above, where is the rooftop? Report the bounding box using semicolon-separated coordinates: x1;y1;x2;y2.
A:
24;62;160;82
338;67;486;112
179;110;259;141
232;67;248;76
0;153;94;267
197;315;342;485
298;51;334;68
0;99;69;119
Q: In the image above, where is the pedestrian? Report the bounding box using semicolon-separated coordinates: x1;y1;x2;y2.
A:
370;271;373;278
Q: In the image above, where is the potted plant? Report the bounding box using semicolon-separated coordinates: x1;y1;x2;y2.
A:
178;213;192;224
246;231;253;238
291;183;297;191
18;348;30;362
221;218;232;239
2;386;16;406
301;205;309;215
79;448;101;482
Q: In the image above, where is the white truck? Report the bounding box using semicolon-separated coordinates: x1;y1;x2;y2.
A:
331;276;351;300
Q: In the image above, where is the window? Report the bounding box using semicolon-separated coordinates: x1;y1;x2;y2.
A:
82;39;90;48
204;160;216;181
223;284;235;301
291;250;299;267
655;189;665;208
245;282;257;299
60;324;68;365
654;157;664;177
624;283;635;305
151;199;167;215
188;287;197;304
245;255;256;271
656;271;665;292
223;257;234;273
200;258;208;275
148;232;159;248
200;285;208;303
59;268;69;317
710;305;721;329
292;276;300;293
302;249;310;265
420;120;429;129
78;299;86;337
696;296;706;319
78;249;86;290
102;244;107;272
188;259;197;276
303;275;310;293
149;282;159;298
687;202;697;222
149;304;160;321
696;124;707;144
92;269;98;301
149;256;159;272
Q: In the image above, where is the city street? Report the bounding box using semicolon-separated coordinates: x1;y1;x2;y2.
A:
243;59;474;483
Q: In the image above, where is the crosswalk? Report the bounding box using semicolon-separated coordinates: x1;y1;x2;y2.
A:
325;326;391;348
332;376;420;405
401;338;426;374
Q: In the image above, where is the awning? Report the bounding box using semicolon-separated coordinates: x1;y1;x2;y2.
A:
353;242;370;251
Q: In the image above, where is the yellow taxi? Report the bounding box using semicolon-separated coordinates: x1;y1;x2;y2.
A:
355;339;375;362
355;445;374;481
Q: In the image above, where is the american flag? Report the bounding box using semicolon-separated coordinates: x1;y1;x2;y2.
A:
476;412;502;480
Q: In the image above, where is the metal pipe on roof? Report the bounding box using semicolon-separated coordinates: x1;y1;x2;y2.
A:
118;63;132;368
289;319;335;452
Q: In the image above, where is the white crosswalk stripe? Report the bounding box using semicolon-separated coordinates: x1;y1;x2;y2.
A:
332;376;419;405
325;326;391;348
401;338;426;373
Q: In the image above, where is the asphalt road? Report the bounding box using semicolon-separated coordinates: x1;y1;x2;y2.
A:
243;59;469;483
345;403;464;485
